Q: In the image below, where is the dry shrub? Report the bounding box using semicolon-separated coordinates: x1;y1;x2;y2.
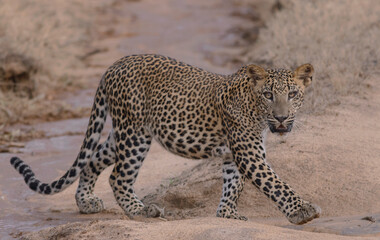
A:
0;53;37;98
0;0;95;84
0;0;99;125
142;160;222;220
246;0;380;112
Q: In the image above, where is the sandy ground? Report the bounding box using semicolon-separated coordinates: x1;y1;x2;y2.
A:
0;0;379;239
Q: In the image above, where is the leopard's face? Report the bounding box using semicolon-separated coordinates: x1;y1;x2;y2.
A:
247;64;314;135
258;70;304;134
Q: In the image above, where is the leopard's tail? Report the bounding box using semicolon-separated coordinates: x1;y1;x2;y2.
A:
10;77;108;195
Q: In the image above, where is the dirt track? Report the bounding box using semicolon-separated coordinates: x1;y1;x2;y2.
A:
0;0;379;239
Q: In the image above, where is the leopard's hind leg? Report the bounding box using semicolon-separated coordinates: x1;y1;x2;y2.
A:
109;125;152;217
76;130;116;213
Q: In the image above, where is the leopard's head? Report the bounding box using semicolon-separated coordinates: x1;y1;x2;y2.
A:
247;64;314;134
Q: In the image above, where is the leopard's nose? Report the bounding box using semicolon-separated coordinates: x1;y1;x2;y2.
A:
274;116;288;123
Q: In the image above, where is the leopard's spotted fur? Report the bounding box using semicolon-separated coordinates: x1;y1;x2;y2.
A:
10;54;320;224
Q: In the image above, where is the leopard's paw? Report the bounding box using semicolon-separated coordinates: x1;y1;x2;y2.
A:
216;206;248;221
76;195;104;214
288;202;321;225
144;204;165;218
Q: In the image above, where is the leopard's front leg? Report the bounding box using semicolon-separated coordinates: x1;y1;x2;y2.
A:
213;146;247;220
228;128;321;225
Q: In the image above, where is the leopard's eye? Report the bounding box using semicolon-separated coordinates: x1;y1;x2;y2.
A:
263;92;273;100
288;91;298;99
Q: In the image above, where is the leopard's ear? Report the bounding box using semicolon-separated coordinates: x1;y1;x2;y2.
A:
247;65;268;88
294;64;314;87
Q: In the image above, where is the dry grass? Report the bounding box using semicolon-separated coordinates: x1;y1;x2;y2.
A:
246;0;380;112
0;0;101;125
0;0;95;80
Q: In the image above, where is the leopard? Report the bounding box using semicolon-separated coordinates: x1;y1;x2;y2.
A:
10;54;320;225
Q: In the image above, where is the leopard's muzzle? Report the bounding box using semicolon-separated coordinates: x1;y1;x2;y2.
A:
268;122;293;133
268;116;294;134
